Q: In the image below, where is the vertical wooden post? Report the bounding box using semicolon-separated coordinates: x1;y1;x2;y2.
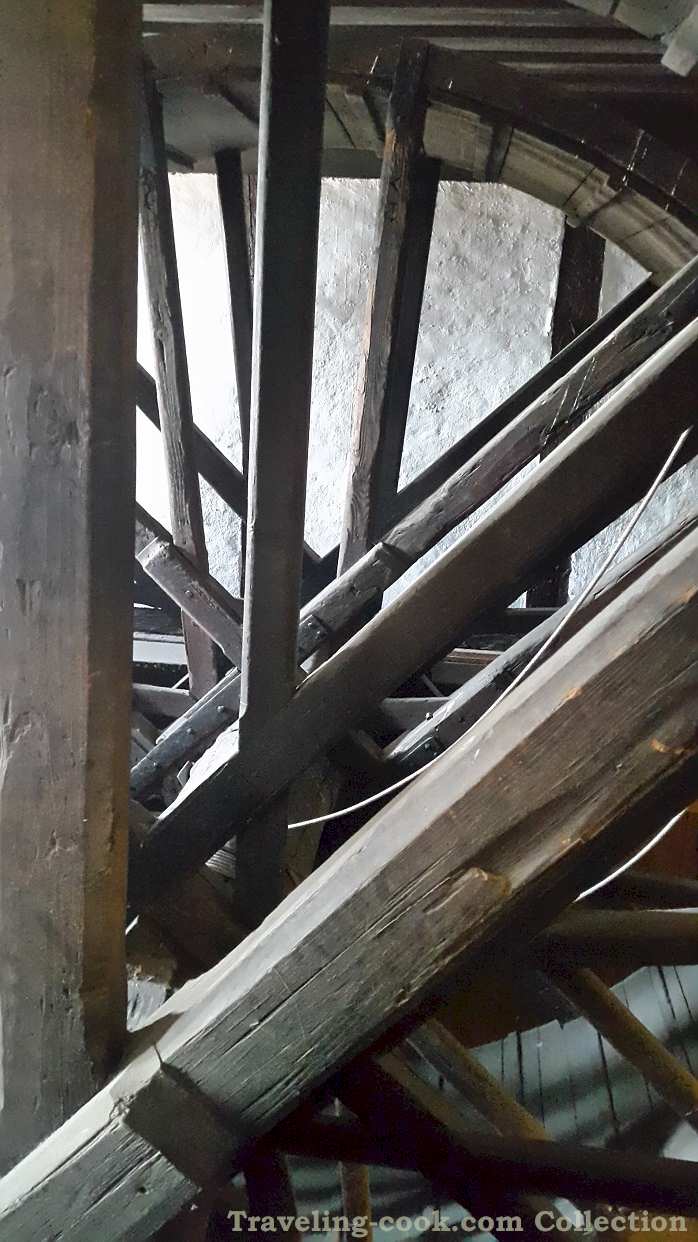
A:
140;71;219;697
216;147;254;594
234;0;330;927
527;222;605;607
339;40;439;575
0;0;139;1169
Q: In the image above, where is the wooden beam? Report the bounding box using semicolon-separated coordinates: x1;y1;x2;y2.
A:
140;72;219;696
215;149;253;475
129;264;696;798
138;537;244;666
527;222;606;607
339;39;438;573
541;910;698;967
547;966;698;1124
586;867;698;910
129;312;698;878
133;685;194;722
386;506;698;770
0;0;138;1170
278;1112;698;1214
5;522;698;1233
234;0;330;927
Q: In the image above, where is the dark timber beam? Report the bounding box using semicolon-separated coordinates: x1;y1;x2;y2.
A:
547;966;698;1125
0;0;139;1170
234;0;330;926
138;537;244;666
4;524;698;1234
386;507;698;770
140;72;218;696
129;311;698;866
129;260;697;797
540;909;698;966
527;222;606;607
586;868;698;910
339;39;438;574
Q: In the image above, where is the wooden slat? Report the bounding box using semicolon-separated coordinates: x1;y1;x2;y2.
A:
527;222;606;607
234;0;330;927
339;39;439;572
387;506;698;770
140;72;219;696
587;869;698;911
215;148;253;478
130;307;698;864
0;0;139;1170
4;522;698;1234
138;537;244;665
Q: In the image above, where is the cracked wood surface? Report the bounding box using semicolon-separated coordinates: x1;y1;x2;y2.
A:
0;0;139;1171
2;519;698;1237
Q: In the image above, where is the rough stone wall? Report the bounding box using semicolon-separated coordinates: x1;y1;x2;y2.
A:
137;175;693;604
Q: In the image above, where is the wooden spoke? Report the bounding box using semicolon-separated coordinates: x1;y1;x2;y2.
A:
215;148;253;478
140;71;219;696
539;909;698;967
130;319;698;894
527;222;606;607
0;0;139;1170
339;39;438;574
3;522;698;1231
138;537;244;666
233;0;330;927
584;867;698;911
386;506;698;771
547;966;698;1126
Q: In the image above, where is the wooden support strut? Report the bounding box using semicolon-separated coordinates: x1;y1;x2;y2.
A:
386;506;698;770
233;0;331;929
129;254;698;796
0;0;139;1171
138;537;244;667
129;312;698;896
5;523;698;1236
139;70;219;696
539;909;698;967
339;38;439;575
527;221;606;608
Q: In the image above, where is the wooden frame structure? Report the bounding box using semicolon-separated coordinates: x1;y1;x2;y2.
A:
2;1;698;1236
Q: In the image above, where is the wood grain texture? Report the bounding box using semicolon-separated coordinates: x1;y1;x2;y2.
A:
130;314;698;893
339;39;437;572
234;0;330;927
215;148;253;478
4;524;698;1235
140;71;218;696
138;537;244;666
0;0;139;1170
527;221;606;607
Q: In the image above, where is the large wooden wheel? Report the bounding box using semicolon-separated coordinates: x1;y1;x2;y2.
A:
1;3;698;1239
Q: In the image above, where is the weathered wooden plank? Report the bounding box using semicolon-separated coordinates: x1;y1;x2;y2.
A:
129;316;698;876
540;911;698;967
138;537;244;666
5;523;698;1234
133;685;195;722
387;506;698;769
140;71;218;696
527;221;606;607
548;967;698;1125
339;40;439;572
234;0;330;927
0;0;139;1170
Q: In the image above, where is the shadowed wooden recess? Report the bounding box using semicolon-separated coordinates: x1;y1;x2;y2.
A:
2;1;698;1235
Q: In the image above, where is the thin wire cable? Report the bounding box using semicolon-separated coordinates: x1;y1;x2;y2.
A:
288;428;690;840
574;811;684;903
